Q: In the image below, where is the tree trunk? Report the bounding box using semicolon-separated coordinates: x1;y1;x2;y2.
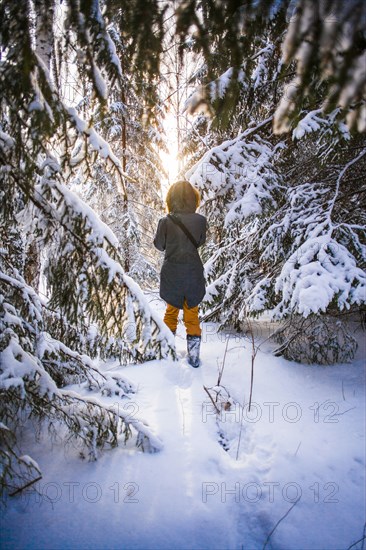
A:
24;1;55;290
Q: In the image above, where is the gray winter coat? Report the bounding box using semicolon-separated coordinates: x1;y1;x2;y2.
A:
154;213;207;309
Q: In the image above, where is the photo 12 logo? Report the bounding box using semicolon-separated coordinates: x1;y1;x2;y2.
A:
202;400;342;424
202;481;339;504
19;481;140;507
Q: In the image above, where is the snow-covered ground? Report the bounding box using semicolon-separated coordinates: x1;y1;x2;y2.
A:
1;296;365;550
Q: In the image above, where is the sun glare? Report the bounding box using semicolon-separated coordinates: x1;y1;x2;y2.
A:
160;113;181;195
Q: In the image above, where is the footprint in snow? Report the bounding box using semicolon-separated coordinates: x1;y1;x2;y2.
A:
178;362;195;389
163;359;194;389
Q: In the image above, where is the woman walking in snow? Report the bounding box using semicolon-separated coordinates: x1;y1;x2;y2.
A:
154;180;207;367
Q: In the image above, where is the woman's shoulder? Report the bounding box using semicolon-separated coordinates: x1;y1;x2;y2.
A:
179;212;206;222
192;212;207;227
155;216;168;233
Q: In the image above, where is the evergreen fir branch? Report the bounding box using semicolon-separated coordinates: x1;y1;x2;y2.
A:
0;422;42;501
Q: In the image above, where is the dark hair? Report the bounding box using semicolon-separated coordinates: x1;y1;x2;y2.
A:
166;180;200;213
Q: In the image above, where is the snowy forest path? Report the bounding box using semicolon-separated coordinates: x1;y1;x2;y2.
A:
115;333;245;549
2;305;364;550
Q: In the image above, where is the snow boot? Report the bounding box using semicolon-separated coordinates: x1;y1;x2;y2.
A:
187;335;201;368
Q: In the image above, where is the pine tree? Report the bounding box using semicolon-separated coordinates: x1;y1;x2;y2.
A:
177;0;366;132
0;0;174;497
75;18;167;284
183;1;366;363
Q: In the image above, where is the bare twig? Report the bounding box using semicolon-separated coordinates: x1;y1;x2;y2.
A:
235;401;245;462
9;476;42;497
348;537;366;550
263;498;301;550
294;442;302;456
334;407;356;416
235;315;258;460
203;385;220;414
247;318;258;412
218;335;230;386
347;523;366;550
342;379;346;401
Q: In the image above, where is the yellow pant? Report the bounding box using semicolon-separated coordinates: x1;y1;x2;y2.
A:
164;300;201;336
